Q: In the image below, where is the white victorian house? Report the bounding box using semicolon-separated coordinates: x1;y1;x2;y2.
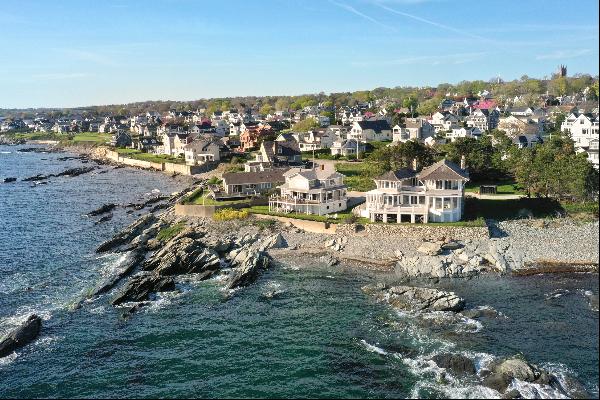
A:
361;158;469;223
268;165;348;215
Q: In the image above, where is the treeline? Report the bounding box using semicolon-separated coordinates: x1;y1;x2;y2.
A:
2;74;597;119
366;133;599;203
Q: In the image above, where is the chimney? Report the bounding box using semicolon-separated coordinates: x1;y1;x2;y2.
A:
460;155;466;170
412;158;418;171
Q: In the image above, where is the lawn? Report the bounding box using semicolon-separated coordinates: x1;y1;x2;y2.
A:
461;197;590;221
71;132;111;144
465;180;525;195
182;188;251;206
335;162;377;192
248;205;369;224
115;148;186;164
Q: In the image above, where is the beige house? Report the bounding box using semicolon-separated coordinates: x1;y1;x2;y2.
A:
269;165;347;215
183;140;220;166
361;159;469;223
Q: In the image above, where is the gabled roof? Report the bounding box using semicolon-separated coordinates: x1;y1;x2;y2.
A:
222;169;287;185
417;159;469;181
355;120;391;132
375;168;417;181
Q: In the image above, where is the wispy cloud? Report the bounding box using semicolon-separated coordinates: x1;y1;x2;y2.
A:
329;0;396;31
32;73;91;80
351;52;487;67
536;49;593;60
374;2;489;41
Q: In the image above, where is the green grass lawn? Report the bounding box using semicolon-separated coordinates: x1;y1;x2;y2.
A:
335;162;376;192
182;188;251;206
461;197;596;220
71;132;111;144
465;180;525;195
247;205;369;224
115;148;186;164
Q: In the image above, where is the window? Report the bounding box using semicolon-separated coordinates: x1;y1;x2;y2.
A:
419;196;425;204
435;198;442;209
436;181;443;189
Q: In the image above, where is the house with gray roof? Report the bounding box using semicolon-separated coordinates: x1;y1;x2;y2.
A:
348;120;392;142
222;169;287;195
360;158;469;223
269;165;348;215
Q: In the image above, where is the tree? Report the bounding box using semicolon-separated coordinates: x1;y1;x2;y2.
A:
402;95;418;117
367;140;434;173
259;104;273;115
292;118;319;132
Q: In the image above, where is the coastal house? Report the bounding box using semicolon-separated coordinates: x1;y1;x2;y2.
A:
268;165;348;215
110;131;132;147
347;120;392;142
392;118;435;143
360;158;469;223
330;138;366;158
221;169;287;196
183;140;220;166
298;129;336;151
466;108;499;132
430;112;460;133
446;127;482;142
258;140;302;165
560;112;599;149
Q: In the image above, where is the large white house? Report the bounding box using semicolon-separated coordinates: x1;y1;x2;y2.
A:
268;165;348;215
466;109;499;132
392;118;435;143
361;159;469;223
446;127;482;142
430;112;460;133
561;112;599;149
348;120;392;142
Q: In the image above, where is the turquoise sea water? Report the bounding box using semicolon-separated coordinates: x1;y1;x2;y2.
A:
0;145;598;398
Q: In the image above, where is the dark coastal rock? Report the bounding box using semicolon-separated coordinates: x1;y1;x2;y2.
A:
17;147;48;153
460;306;500;319
362;284;465;312
22;174;49;182
227;250;270;289
431;353;476;376
87;203;117;217
482;357;552;394
89;249;147;298
124;196;169;211
3;177;17;183
53;166;96;177
0;315;42;358
96;214;157;253
143;235;221;276
111;273;176;305
95;213;113;224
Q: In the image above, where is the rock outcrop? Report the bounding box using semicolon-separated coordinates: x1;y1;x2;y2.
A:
227;249;269;289
111;273;176;305
89;249;147;298
431;353;476;376
0;315;42;358
363;284;465;312
87;203;117;217
2;177;17;183
96;214;158;253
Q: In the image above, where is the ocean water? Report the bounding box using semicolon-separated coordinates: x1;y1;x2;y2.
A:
0;145;598;398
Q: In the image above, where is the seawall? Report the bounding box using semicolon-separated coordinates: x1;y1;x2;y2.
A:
94;147;213;175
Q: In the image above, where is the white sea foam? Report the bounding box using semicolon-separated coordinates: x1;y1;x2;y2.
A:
360;339;388;355
0;352;19;367
0;151;12;154
507;379;569;399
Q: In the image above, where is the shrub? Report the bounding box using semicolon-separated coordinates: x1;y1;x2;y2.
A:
207;176;222;185
342;214;358;224
213;208;250;221
156;222;186;242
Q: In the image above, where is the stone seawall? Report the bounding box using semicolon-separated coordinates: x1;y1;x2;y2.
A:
97;148;213;175
336;223;489;240
252;214;338;234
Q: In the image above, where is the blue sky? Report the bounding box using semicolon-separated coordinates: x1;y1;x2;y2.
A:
0;0;598;108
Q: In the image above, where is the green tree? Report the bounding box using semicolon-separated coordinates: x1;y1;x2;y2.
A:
292;118;319;132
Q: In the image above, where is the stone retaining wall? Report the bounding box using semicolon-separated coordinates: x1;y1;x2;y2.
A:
100;148;213;175
252;214;337;234
336;223;489;240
